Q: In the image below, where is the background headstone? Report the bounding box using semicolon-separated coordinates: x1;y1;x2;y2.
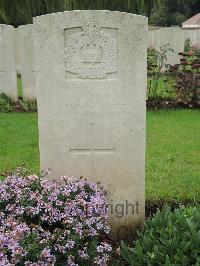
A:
150;29;159;49
183;29;198;44
0;25;17;101
197;29;200;43
14;28;21;75
148;28;200;66
17;24;36;100
34;10;147;238
153;28;184;66
148;30;154;47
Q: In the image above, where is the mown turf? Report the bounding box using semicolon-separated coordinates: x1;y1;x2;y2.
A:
0;110;199;201
17;77;23;98
0;113;39;174
146;109;200;201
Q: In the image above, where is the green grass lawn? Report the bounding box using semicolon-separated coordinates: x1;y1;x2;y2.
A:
0;113;39;174
0;110;199;201
146;110;200;201
17;77;23;98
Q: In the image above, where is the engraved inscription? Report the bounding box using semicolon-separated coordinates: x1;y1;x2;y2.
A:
69;148;115;155
64;22;118;80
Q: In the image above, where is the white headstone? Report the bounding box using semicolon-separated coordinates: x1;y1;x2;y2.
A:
153;28;184;66
183;29;197;45
148;30;154;47
14;28;21;75
34;10;147;239
0;25;17;100
17;24;36;100
195;29;200;44
151;29;160;50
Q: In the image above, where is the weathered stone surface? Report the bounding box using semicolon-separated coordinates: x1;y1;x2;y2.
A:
148;30;154;47
0;25;17;100
197;29;200;43
17;24;36;100
183;28;200;44
34;10;147;239
183;29;197;44
150;29;158;49
153;28;184;66
14;28;21;74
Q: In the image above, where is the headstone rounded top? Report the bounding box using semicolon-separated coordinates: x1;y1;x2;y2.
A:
33;10;147;21
0;24;14;29
18;24;34;29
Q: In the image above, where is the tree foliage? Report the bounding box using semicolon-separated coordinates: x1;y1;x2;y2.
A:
150;0;200;26
0;0;161;26
0;0;199;26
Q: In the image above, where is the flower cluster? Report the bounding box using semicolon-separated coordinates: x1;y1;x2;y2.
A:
0;174;112;265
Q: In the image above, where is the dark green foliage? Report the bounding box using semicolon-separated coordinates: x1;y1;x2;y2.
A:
169;50;200;107
0;0;142;26
150;0;200;26
147;45;175;102
0;0;198;26
18;99;37;112
0;93;12;112
0;0;47;25
20;232;45;264
147;44;200;108
121;205;200;265
184;38;192;53
0;93;37;112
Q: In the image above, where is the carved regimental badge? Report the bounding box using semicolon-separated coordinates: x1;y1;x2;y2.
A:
64;22;118;79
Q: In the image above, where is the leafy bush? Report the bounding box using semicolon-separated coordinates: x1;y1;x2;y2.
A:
185;38;200;56
184;38;192;53
0;93;12;112
0;93;37;113
0;173;112;265
121;205;200;265
18;99;37;112
169;50;200;107
147;45;175;103
192;42;200;57
148;44;173;72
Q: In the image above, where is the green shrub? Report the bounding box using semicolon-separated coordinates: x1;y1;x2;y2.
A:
169;51;200;107
184;38;192;53
121;205;200;265
18;99;37;112
0;93;12;112
147;44;175;103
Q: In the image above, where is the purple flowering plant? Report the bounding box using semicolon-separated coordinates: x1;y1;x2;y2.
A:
0;172;112;265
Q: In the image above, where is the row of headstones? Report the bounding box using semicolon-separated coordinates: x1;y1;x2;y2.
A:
0;10;147;238
148;27;200;66
4;10;200;237
1;23;200;102
0;24;35;101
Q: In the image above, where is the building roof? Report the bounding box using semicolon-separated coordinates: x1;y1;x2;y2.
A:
182;13;200;27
